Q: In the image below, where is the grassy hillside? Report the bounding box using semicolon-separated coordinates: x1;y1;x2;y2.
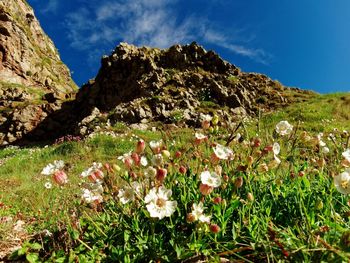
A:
1;93;350;262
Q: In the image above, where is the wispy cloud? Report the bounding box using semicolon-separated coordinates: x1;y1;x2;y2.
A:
64;0;270;66
41;0;59;13
203;30;272;64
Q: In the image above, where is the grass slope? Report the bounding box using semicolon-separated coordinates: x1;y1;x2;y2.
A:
0;93;350;262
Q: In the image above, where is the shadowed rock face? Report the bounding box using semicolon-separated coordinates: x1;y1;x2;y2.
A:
0;0;77;145
0;0;76;94
75;42;314;126
10;42;315;145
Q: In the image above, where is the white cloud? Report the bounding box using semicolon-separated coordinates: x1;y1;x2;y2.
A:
42;0;59;13
203;29;271;64
64;0;270;65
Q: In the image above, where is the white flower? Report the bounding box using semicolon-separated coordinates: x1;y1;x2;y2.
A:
81;188;103;203
90;181;104;193
144;166;157;178
342;149;350;162
275;121;293;136
152;154;163;166
213;144;233;160
334;169;350;194
322;147;330;154
41;163;55;175
273;142;280;155
118;187;135;204
131;181;143;196
317;133;326;147
140;156;148;166
200;113;212;122
149;140;163;150
192;203;211;223
81;162;104;181
144;186;177;219
195;133;207;140
117;151;132;162
200;171;222;188
41;160;65;175
44;182;52;189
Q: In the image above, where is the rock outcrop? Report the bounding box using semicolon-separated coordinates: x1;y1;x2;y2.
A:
0;0;76;93
0;0;77;145
0;0;315;146
75;42;314;127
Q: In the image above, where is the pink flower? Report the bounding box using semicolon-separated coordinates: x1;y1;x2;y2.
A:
52;170;68;185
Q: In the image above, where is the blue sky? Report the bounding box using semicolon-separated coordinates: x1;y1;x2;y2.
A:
27;0;350;93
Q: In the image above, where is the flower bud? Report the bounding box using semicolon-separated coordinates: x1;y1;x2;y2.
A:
161;150;171;159
263;145;273;154
179;166;187;174
53;170;68;185
247;156;254;166
212;115;219;125
317;158;326;168
124;157;133;169
252;138;261;148
316;199;324;210
234;176;243;188
210;153;220;164
113;164;121;172
156;168;167;183
223;174;229;182
209;224;220;233
214;165;222;176
175;151;182;158
247;193;254;202
202;120;211;129
213;196;222;204
199;183;213;195
131;153;140;166
104;163;111;172
258;163;269;173
88;169;104;183
136;139;145;154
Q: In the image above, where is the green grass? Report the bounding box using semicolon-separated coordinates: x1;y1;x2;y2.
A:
1;93;350;262
259;93;350;132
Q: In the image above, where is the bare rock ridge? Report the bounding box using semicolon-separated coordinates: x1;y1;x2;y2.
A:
74;42;314;128
11;41;315;144
0;0;77;145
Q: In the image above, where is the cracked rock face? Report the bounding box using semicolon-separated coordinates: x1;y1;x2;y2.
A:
0;0;77;145
0;0;77;94
76;42;314;126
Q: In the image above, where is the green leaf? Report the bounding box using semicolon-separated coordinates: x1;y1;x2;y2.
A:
30;243;42;250
26;253;39;263
71;229;80;240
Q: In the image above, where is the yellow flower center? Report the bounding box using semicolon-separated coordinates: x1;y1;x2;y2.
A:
156;198;166;208
341;179;349;189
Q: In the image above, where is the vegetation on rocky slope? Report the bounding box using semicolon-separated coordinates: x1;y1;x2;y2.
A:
1;93;350;262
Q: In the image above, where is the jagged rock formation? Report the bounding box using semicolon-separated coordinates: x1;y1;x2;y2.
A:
11;42;315;144
0;0;76;93
75;42;314;126
0;0;77;145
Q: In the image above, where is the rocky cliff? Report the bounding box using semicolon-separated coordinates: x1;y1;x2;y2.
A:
0;0;76;93
0;0;77;145
9;42;315;144
0;0;315;145
75;42;314;128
